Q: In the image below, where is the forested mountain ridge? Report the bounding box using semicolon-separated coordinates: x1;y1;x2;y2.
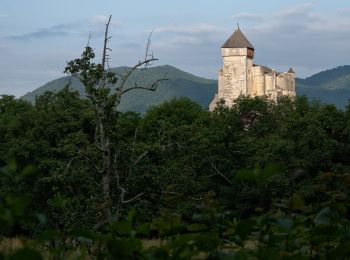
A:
21;65;217;112
296;65;350;89
21;64;350;111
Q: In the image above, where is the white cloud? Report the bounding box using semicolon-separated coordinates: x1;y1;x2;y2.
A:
154;24;222;35
2;3;350;97
276;3;313;17
232;12;264;21
8;16;122;40
337;8;350;15
89;15;121;27
239;4;350;77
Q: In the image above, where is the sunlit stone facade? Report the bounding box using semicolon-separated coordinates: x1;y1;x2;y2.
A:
209;28;296;111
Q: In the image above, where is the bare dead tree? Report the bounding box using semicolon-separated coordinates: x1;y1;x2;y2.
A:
64;15;167;229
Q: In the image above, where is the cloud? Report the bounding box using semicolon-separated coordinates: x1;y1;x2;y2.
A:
232;12;264;21
276;3;313;17
8;16;121;40
0;14;8;18
89;15;120;27
238;4;350;77
154;24;222;35
338;8;350;15
138;3;350;78
151;24;225;50
3;2;350;97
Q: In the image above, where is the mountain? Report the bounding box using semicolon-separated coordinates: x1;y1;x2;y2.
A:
22;65;217;113
21;65;350;112
296;65;350;90
296;65;350;107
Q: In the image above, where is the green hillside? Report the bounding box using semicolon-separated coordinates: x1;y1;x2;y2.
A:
296;65;350;89
295;65;350;107
21;65;217;113
21;64;350;111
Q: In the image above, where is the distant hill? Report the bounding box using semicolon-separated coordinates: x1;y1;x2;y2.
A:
21;65;350;112
296;65;350;90
22;65;217;113
296;65;350;107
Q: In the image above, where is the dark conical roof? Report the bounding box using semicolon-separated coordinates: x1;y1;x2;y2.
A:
222;28;254;49
288;67;295;74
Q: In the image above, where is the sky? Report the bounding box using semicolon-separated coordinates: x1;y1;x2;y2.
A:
1;0;350;97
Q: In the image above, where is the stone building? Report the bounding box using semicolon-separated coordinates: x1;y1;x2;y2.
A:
209;27;296;111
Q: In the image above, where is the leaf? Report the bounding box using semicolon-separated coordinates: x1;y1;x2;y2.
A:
36;230;60;243
314;207;331;226
330;242;350;258
127;208;136;222
235;219;255;241
9;248;43;260
235;169;257;182
277;218;293;231
187;223;206;232
7;159;17;173
260;164;283;181
35;214;47;225
20;165;37;177
137;223;150;236
107;238;142;258
69;229;96;243
194;232;220;252
109;221;132;235
47;194;71;209
291;194;304;209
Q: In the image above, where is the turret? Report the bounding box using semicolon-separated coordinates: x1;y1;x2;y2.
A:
221;27;255;58
217;27;255;104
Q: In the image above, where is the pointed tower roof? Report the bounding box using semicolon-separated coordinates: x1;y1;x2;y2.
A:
288;67;295;74
222;28;254;49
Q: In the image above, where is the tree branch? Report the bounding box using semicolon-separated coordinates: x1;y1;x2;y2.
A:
119;78;168;96
143;30;154;69
64;156;80;175
117;58;159;91
161;191;204;201
119;187;144;204
209;160;233;185
133;151;149;167
101;15;112;72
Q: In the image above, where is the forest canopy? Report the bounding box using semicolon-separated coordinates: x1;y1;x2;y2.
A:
1;88;350;258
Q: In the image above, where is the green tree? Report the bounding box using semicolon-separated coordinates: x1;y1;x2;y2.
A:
64;15;166;228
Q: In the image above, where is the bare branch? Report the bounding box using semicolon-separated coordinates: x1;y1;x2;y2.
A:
161;191;204;201
209;160;233;185
93;219;109;231
87;31;92;47
132;127;139;153
83;156;104;174
119;187;144;204
143;30;154;69
117;58;159;91
101;15;112;71
119;78;168;96
64;156;80;175
133;151;149;167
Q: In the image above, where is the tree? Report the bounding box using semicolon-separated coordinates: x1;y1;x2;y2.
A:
64;15;166;228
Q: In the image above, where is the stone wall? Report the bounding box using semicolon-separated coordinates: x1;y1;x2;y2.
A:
209;34;296;111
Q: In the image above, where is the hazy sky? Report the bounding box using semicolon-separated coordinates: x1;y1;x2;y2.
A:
1;0;350;96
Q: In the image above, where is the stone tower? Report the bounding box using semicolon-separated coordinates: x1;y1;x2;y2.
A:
209;27;296;111
217;27;254;107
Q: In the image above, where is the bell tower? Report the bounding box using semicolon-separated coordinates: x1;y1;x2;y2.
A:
217;27;255;106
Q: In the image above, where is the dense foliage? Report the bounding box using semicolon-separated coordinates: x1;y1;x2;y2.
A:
1;89;350;259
